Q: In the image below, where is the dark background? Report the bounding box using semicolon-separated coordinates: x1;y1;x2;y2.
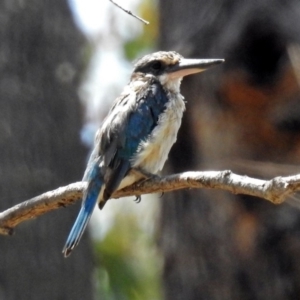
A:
159;0;300;299
0;0;94;299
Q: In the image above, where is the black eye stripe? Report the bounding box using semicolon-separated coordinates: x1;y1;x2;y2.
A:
151;61;162;70
133;60;166;74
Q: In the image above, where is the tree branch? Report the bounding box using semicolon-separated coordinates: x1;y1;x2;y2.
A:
1;170;300;235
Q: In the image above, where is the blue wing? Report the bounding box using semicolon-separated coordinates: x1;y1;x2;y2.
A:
99;77;169;200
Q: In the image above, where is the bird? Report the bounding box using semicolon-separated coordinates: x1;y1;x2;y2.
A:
62;51;224;257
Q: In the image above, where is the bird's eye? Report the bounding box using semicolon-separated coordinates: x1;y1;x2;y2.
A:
151;61;162;70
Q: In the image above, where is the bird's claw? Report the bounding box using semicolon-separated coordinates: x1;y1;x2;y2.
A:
134;195;142;203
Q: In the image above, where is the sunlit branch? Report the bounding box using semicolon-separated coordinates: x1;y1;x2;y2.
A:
0;170;300;235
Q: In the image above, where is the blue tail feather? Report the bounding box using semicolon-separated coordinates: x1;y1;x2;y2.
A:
63;161;102;257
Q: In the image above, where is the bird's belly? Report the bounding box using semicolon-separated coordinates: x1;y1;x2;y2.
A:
132;125;178;173
132;97;185;174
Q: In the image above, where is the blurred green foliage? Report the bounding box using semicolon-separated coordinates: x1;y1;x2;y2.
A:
124;0;159;60
94;209;162;300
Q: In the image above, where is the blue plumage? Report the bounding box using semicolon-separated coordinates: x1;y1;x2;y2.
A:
62;51;224;257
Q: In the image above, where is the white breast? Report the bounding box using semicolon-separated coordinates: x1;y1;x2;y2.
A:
132;92;185;174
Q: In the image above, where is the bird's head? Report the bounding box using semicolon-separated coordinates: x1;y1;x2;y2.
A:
133;51;224;92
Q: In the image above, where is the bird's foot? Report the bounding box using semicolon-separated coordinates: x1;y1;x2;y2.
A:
131;168;161;204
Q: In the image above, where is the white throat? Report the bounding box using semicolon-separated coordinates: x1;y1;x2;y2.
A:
157;74;183;93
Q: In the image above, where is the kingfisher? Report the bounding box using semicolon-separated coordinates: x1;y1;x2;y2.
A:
62;51;224;257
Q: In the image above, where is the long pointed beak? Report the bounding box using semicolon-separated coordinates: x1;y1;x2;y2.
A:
167;58;224;78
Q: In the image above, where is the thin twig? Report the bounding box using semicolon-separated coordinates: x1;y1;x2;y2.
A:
1;170;300;235
109;0;149;25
